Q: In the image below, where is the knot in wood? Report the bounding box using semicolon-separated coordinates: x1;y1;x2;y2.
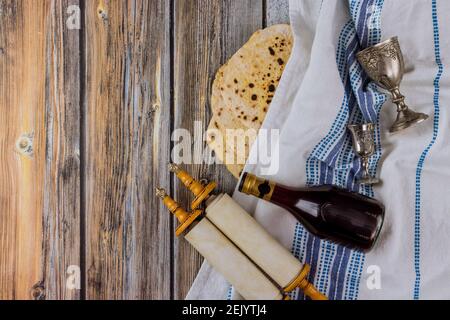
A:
16;134;34;157
31;283;45;300
97;6;108;21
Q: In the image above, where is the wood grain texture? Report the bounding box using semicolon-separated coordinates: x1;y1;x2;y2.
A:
40;0;81;300
0;0;82;300
0;0;49;300
0;0;291;300
84;0;172;299
173;0;263;300
267;0;290;25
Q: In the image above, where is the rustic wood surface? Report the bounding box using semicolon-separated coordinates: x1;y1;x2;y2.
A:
41;0;82;301
0;0;289;300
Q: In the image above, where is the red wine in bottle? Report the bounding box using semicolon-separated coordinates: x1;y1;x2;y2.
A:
239;173;385;251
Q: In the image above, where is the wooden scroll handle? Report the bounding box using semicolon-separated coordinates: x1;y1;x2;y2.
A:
284;264;328;300
168;163;216;210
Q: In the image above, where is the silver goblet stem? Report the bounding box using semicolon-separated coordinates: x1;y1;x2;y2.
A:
348;123;380;185
388;86;428;133
391;87;407;112
360;156;378;185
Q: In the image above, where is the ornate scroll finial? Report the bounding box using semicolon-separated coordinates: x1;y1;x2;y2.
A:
155;187;167;200
155;186;204;237
155;187;189;224
168;163;182;174
168;163;217;210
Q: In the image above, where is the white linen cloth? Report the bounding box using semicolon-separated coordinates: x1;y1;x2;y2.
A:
187;0;450;300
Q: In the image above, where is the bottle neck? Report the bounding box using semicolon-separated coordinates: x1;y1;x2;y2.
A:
238;173;319;205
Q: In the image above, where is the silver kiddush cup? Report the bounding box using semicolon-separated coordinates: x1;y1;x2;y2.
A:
348;123;380;185
356;37;428;133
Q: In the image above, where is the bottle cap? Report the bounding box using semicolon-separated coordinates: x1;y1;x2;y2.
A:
239;172;275;201
169;164;217;210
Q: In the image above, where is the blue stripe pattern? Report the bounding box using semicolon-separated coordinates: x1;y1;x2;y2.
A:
226;286;233;300
292;0;386;300
413;0;443;300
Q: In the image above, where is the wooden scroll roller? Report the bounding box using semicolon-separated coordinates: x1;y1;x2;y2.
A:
158;164;328;300
156;188;283;300
205;193;326;300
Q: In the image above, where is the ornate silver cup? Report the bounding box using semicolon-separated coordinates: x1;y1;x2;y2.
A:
356;37;428;133
348;123;379;185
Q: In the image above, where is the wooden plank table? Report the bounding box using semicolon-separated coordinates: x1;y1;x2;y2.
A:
0;0;289;300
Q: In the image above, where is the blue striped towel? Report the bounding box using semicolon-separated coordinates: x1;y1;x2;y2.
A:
188;0;450;300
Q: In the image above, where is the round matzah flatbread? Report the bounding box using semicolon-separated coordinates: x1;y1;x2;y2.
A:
207;24;293;178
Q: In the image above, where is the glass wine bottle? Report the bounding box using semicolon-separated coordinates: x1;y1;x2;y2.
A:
239;173;385;251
